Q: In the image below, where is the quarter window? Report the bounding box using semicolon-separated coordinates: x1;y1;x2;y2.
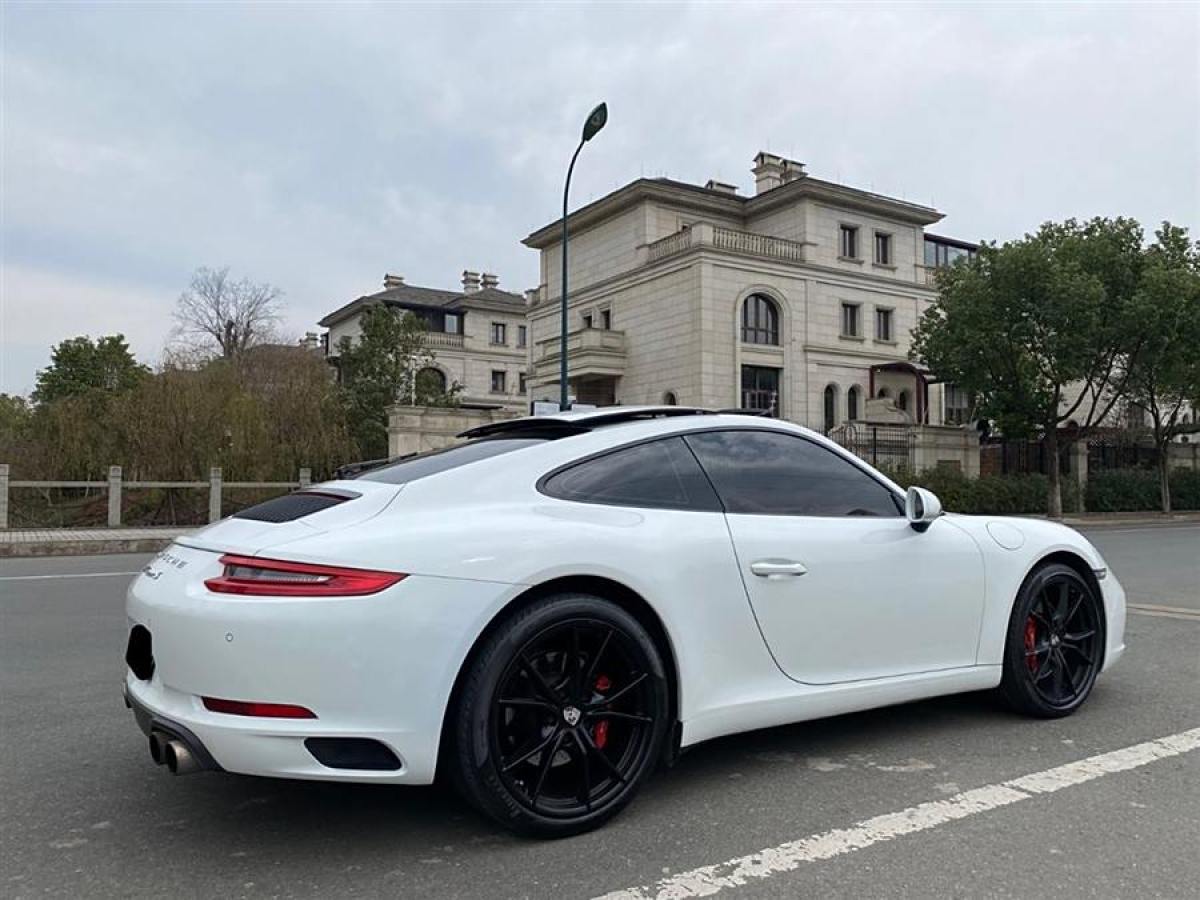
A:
685;430;902;517
541;437;721;512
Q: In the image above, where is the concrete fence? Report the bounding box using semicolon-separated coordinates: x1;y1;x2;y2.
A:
0;464;311;530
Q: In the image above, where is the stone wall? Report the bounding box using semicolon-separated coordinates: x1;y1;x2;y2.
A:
911;425;981;478
387;405;520;458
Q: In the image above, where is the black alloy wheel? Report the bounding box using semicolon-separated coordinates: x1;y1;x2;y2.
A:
1000;563;1104;718
451;594;670;837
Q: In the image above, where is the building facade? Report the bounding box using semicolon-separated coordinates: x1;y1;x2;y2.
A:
522;152;977;433
318;271;531;413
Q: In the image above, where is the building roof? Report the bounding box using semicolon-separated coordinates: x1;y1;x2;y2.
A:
319;282;525;328
523;172;945;249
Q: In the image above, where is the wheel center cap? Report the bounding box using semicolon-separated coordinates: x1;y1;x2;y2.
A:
1050;634;1061;647
562;706;581;727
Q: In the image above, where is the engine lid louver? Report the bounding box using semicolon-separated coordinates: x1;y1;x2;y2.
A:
232;490;359;523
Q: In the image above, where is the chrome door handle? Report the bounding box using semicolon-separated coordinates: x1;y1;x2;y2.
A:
750;559;808;578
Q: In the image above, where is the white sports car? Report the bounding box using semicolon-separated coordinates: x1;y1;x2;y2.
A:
124;407;1125;836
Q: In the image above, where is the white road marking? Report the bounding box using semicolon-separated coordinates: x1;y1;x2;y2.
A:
596;727;1200;900
1128;603;1200;622
0;572;139;582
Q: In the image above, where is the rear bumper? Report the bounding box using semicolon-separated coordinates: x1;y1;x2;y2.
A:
124;546;518;784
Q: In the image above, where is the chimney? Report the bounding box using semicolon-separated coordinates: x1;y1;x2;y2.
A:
780;157;806;184
382;273;405;289
752;152;785;195
705;179;739;196
461;270;481;293
480;272;500;290
524;287;540;306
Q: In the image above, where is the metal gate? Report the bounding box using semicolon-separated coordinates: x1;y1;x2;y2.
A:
829;423;915;470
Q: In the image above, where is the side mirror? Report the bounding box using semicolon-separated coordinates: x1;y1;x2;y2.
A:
906;486;942;532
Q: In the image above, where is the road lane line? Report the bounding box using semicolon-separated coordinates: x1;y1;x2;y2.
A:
596;727;1200;900
1128;605;1200;622
0;572;139;581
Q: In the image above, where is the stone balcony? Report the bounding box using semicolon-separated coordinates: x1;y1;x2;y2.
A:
645;222;810;266
424;331;465;349
532;327;627;383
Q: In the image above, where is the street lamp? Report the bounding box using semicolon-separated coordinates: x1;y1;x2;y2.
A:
559;101;608;410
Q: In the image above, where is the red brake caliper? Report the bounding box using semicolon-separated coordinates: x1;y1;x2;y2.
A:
593;675;612;749
1024;617;1039;673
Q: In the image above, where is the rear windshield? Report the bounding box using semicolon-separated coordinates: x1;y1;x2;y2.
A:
356;437;547;485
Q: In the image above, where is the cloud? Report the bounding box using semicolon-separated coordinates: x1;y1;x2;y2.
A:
2;1;1197;395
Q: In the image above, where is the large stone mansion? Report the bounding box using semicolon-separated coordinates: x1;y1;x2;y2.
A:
319;152;980;434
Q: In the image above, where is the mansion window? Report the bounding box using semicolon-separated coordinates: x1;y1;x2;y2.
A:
582;312;594;329
490;370;507;393
847;385;861;422
741;365;780;417
840;303;861;338
839;225;859;259
444;314;460;335
490;322;507;345
874;232;892;266
875;308;894;342
924;238;976;269
944;383;971;425
517;325;527;348
741;294;780;345
823;384;838;433
519;372;528;393
600;308;612;330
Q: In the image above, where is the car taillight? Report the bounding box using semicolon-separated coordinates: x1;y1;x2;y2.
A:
203;697;317;718
204;554;406;597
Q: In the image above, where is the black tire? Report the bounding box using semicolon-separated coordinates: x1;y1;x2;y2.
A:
999;563;1104;718
450;593;670;837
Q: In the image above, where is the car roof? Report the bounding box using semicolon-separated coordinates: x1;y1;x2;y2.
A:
459;405;764;439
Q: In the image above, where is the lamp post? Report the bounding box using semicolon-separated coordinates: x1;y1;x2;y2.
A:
560;101;608;411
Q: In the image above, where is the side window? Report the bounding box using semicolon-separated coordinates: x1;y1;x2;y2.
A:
541;437;721;512
685;430;902;517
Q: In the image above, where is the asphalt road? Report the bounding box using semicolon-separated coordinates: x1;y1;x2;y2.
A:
2;524;1197;899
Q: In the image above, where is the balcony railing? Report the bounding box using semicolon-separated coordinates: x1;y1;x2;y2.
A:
915;265;938;286
537;327;626;361
714;226;806;263
425;331;465;349
647;228;693;262
645;223;808;266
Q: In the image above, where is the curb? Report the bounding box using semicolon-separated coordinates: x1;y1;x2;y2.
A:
0;537;180;558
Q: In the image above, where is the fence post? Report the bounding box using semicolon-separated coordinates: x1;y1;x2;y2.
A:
107;466;122;527
0;464;8;530
209;467;222;523
299;467;311;489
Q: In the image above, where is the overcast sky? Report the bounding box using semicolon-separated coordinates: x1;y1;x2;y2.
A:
2;1;1197;396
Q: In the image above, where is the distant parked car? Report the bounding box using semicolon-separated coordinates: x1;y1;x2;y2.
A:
124;407;1125;836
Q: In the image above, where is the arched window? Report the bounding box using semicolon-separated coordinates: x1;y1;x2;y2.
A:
847;386;861;421
416;367;447;397
823;384;838;433
662;391;678;406
741;294;780;345
877;387;891;399
897;390;910;412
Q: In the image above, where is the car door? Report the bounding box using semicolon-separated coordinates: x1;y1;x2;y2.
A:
685;429;985;685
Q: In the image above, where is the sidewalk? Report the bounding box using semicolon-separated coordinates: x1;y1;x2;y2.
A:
0;527;195;558
2;511;1197;558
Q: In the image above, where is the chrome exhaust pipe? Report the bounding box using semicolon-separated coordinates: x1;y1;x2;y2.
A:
148;731;168;766
163;739;200;776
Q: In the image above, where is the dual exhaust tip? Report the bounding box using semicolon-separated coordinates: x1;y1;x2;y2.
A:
148;731;200;776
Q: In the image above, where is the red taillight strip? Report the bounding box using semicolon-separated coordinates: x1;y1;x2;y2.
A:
203;697;317;719
204;554;406;597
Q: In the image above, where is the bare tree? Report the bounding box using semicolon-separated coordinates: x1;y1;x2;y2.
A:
172;267;283;359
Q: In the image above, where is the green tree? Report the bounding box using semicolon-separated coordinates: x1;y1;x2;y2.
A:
911;218;1147;517
337;305;460;459
1122;223;1200;512
31;335;149;405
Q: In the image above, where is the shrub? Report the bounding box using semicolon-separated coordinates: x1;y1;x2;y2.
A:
881;466;1081;515
1086;468;1199;512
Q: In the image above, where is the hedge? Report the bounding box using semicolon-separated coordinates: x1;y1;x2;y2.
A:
1086;468;1200;512
882;465;1198;515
